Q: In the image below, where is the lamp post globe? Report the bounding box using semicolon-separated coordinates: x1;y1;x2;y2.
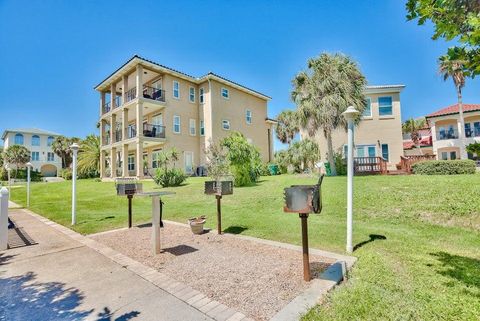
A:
70;143;79;225
341;106;359;253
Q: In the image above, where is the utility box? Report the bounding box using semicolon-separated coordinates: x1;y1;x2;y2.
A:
115;178;143;196
204;181;233;196
283;175;324;214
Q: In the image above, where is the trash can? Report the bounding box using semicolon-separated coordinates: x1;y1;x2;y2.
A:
324;162;332;176
268;164;280;175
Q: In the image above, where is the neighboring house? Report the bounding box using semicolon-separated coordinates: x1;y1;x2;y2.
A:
1;128;62;177
302;85;405;171
95;55;275;179
403;126;433;156
426;103;480;160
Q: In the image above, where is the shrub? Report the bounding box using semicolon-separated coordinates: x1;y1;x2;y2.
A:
333;151;347;176
412;160;476;175
60;168;72;180
154;168;187;187
255;162;272;176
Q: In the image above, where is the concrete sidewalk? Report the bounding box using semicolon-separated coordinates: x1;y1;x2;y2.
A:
0;209;214;321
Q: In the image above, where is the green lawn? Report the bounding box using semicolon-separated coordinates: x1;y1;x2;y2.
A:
9;174;480;320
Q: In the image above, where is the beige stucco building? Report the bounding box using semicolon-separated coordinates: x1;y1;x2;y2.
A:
95;55;275;179
301;85;405;170
1;128;62;177
426;103;480;160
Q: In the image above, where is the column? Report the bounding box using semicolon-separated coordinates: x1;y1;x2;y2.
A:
122;108;129;140
136;101;143;138
122;75;128;104
122;144;129;177
136;64;143;99
457;120;468;159
99;119;104;147
110;83;116;108
100;150;105;178
430;121;437;158
111;147;117;178
136;141;143;178
110;113;117;144
99;92;105;115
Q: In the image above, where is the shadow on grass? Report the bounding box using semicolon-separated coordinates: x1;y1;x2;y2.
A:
353;234;387;251
0;271;141;320
431;251;480;294
223;225;248;234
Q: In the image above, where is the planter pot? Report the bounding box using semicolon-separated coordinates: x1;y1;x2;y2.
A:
188;216;206;235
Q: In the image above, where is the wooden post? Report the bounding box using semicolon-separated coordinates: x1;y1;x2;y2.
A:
216;194;222;234
127;194;133;228
299;213;310;282
0;187;8;250
152;195;161;254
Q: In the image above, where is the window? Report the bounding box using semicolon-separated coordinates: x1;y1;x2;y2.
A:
173;115;181;133
378;97;393;116
200;120;205;136
363;98;372;117
465;123;472;137
173;81;180;99
222;120;231;130
31;135;40;146
31;152;39;161
14;133;24;145
356;145;375;157
246;110;252;124
199;87;205;104
152;150;162;168
474;122;480;137
128;155;135;171
189;87;195;103
47;136;54;146
441;152;448;160
381;144;389;161
221;88;229;99
47;152;55;161
184;151;194;174
343;144;348;159
189;119;196;136
450;151;457;160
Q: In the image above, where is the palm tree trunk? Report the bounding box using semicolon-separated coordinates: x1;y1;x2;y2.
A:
457;87;468;159
326;131;337;176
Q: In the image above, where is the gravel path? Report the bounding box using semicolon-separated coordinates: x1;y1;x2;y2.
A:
91;222;334;321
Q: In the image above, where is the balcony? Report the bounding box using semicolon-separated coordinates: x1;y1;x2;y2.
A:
143;124;166;138
102;135;111;146
114;129;122;143
103;86;166;115
103;96;121;114
437;130;458;140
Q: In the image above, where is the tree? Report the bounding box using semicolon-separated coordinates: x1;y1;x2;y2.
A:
402;117;426;146
292;53;366;176
3;145;30;178
204;138;230;181
52;136;80;168
406;0;480;75
466;142;480;157
77;134;100;178
275;110;299;145
438;54;469;159
169;147;179;168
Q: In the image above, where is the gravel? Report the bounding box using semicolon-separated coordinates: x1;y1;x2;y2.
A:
91;222;334;321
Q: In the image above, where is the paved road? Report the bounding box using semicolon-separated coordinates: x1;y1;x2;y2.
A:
0;209;213;321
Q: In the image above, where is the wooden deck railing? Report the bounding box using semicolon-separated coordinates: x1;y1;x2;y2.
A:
400;155;437;173
354;157;388;175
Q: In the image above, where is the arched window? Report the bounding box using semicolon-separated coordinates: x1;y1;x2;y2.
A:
14;133;24;145
47;136;54;146
31;135;40;146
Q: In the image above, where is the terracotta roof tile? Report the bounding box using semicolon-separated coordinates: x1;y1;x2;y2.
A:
426;103;480;118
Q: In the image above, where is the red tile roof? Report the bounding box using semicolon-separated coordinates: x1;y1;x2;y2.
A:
426;103;480;118
403;136;432;150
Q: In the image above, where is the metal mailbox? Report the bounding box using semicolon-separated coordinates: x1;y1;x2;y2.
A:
283;175;323;214
204;180;233;196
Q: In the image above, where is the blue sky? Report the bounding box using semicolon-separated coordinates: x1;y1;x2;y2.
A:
1;0;479;151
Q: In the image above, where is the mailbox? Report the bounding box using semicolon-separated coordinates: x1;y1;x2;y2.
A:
283;175;323;214
204;181;233;196
115;178;143;196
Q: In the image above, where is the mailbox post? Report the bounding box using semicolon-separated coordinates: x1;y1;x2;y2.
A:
283;175;324;281
205;180;233;234
115;178;143;228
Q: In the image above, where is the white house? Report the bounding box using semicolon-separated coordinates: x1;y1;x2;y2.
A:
2;128;62;177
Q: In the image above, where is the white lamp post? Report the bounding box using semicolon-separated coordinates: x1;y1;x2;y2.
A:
342;106;360;253
70;143;79;225
26;162;32;208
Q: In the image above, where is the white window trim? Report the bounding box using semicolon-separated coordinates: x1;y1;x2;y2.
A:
222;119;231;130
173;80;180;99
246;109;252;124
378;96;393;117
221;87;229;99
189;119;196;136
199;87;205;104
189;86;195;103
173;115;181;134
200;120;205;136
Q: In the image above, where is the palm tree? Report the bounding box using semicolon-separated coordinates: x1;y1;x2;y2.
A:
77;134;100;177
292;53;367;176
275;110;299;145
438;54;468;159
52;136;80;168
402;117;426;146
3;145;30;178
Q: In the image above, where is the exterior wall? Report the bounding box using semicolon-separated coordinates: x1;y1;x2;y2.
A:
3;132;62;176
303;91;404;170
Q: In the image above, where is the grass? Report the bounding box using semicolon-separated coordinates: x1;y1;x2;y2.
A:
9;174;480;320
